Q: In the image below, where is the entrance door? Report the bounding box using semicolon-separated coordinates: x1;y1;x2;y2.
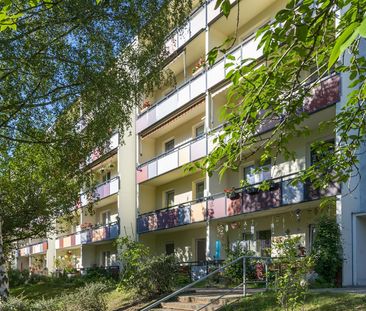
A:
257;230;271;256
196;239;206;263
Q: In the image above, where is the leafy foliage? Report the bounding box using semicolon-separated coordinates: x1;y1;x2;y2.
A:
197;0;366;193
273;236;314;311
311;215;342;285
0;282;109;311
116;236;178;298
224;243;255;284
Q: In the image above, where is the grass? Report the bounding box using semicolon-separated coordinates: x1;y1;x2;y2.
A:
10;280;134;311
10;280;85;301
223;291;366;311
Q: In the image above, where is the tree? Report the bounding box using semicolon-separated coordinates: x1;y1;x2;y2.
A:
0;0;193;302
193;0;366;192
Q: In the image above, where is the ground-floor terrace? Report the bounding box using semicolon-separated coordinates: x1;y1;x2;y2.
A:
139;198;335;280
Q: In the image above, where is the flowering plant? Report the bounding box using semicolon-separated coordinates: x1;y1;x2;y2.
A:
80;222;93;230
192;57;206;74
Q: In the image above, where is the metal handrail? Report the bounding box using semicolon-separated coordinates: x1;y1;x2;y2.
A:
140;255;271;311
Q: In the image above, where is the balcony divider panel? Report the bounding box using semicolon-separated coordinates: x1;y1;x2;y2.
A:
190;136;207;161
178;145;190;166
148;161;158;179
157;151;179;175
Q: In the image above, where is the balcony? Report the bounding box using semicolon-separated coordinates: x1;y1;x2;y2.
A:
136;173;340;234
18;241;48;256
79;176;120;207
165;0;234;56
137;33;265;134
84;133;119;167
137;134;208;184
56;222;120;249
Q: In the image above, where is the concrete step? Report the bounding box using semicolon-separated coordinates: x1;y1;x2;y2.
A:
177;294;240;305
160;302;222;311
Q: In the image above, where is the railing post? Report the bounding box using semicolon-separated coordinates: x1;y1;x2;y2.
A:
243;257;246;297
265;260;269;290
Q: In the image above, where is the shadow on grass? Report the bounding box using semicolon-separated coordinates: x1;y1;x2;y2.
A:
223;291;366;311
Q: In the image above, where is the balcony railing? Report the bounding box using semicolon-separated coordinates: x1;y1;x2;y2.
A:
79;176;120;207
136;72;340;184
136;32;263;134
136;173;340;234
84;133;119;167
165;0;233;56
56;222;120;249
137;134;208;183
18;241;48;257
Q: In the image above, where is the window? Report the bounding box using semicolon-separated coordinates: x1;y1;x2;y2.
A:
165;243;174;255
195;124;204;137
165;190;175;207
102;251;111;267
195;181;205;199
310;139;335;166
102;171;111;182
101;211;111;225
244;159;271;184
165;139;175;152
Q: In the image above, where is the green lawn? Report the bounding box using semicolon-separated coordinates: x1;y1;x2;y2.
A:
223;291;366;311
10;281;84;301
10;281;134;311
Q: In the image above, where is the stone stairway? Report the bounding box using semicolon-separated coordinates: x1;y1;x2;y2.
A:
150;289;243;311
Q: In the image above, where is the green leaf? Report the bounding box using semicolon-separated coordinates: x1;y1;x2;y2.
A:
358;16;366;37
214;0;224;10
328;22;360;70
296;24;308;42
221;0;231;18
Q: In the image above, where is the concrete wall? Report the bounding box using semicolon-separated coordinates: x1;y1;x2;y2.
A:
140;225;206;262
118;115;137;238
337;39;366;286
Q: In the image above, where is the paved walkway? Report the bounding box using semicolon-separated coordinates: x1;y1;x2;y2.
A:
312;287;366;294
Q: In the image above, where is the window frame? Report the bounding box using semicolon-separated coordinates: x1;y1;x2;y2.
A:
165;189;175;208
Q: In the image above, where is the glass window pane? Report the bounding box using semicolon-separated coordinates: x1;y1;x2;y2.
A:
165;139;175;152
166;190;175;207
195;125;204;137
195;181;204;199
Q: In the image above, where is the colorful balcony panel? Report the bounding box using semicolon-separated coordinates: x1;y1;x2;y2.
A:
56;223;119;248
80;176;120;206
137;176;341;234
19;241;48;256
84;133;119;166
137;136;207;183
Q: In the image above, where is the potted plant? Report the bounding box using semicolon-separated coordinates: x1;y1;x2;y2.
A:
224;187;240;200
192;57;206;76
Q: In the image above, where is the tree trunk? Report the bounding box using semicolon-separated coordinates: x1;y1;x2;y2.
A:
0;217;9;302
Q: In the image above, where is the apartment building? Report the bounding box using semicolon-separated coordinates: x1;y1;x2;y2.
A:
135;0;365;286
14;128;136;274
14;0;366;286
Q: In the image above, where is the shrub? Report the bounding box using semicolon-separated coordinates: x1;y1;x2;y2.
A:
224;243;256;284
311;215;342;285
273;235;314;311
61;282;109;311
0;297;30;311
117;236;178;298
8;269;30;287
